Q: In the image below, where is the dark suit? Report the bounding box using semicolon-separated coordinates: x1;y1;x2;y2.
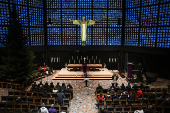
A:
67;84;73;89
120;94;128;99
128;94;135;100
65;88;73;98
57;92;65;103
96;86;103;90
39;87;46;92
112;95;119;99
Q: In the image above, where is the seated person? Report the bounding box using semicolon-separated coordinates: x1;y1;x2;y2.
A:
39;85;46;92
52;88;58;93
32;81;37;88
65;86;73;99
31;86;38;92
117;86;124;94
119;92;128;99
38;81;43;87
100;107;107;113
96;84;103;90
160;91;168;99
50;82;54;88
149;92;156;100
110;83;115;89
126;83;132;93
39;103;49;113
132;83;138;92
96;99;104;109
159;98;170;106
136;89;143;98
97;93;105;102
42;91;49;98
144;105;153;113
61;83;66;89
44;81;49;88
128;93;135;100
134;106;144;113
49;104;57;113
105;92;112;100
120;83;125;90
67;83;73;89
15;96;23;103
112;93;119;99
56;82;61;89
109;87;115;94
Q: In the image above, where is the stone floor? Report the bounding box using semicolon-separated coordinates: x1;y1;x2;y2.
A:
0;71;170;113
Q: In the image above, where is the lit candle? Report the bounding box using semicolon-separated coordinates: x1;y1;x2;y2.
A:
112;58;113;62
57;57;58;62
109;58;111;62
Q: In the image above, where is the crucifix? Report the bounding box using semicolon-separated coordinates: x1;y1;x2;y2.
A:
83;57;86;61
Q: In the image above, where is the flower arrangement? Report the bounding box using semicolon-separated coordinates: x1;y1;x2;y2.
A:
112;74;119;81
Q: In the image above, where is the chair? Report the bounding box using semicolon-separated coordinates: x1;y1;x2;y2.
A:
150;88;156;93
0;102;6;111
21;96;27;103
115;105;123;113
26;92;32;97
27;97;34;104
162;88;168;93
141;105;147;110
155;88;162;93
15;84;21;90
149;99;157;105
157;99;164;105
135;99;142;105
7;83;12;89
1;96;8;102
34;97;41;104
127;99;134;105
45;105;51;110
107;105;114;113
142;99;149;106
48;98;55;104
65;93;71;99
41;98;48;104
113;99;120;105
20;91;26;97
54;104;60;112
14;103;22;112
106;99;113;106
8;96;15;103
154;106;163;113
14;91;20;96
102;89;108;94
131;105;139;113
63;98;70;106
29;103;37;112
163;106;170;113
2;82;6;88
123;106;131;113
38;92;44;97
120;99;127;105
51;93;58;98
6;103;14;112
60;105;68;113
21;103;29;112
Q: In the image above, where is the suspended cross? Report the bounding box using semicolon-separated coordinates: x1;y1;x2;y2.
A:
83;57;86;61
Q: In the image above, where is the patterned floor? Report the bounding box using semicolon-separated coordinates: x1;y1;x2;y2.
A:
0;71;170;113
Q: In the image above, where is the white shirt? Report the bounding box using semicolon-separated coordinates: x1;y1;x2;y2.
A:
134;109;144;113
40;107;49;113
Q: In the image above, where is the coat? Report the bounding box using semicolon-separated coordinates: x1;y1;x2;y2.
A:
40;107;49;113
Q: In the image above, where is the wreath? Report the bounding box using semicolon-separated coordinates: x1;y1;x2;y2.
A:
112;74;119;81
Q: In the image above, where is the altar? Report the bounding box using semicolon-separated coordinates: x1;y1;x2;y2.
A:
67;64;102;71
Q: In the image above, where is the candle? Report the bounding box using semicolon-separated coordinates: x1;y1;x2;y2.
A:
79;59;80;64
57;57;58;62
89;59;90;64
94;60;95;64
92;56;93;60
77;56;78;60
109;58;111;62
69;59;70;64
72;56;73;60
96;56;97;60
87;56;88;60
74;60;75;64
99;59;100;63
81;56;82;60
112;58;113;62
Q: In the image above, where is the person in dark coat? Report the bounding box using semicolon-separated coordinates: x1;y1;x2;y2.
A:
128;93;135;100
119;92;128;99
126;83;132;93
96;84;103;90
39;85;46;92
109;87;115;94
38;81;43;87
57;89;65;104
112;93;119;99
132;83;138;92
50;82;54;88
67;83;73;89
15;96;23;103
149;92;156;100
65;86;73;99
144;105;153;113
44;81;49;88
120;83;125;90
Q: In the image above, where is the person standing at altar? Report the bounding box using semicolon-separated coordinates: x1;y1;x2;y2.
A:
83;61;87;76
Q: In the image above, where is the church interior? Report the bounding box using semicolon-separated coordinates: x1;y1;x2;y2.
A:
0;0;170;113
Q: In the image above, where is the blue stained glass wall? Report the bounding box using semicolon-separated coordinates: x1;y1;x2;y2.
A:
141;6;158;26
108;10;122;28
159;3;170;26
30;28;44;46
62;0;76;8
108;28;121;45
62;28;77;45
0;27;8;47
93;28;107;45
125;28;139;46
47;28;61;45
157;27;170;48
108;0;122;8
0;3;10;26
140;28;156;47
126;0;170;48
77;0;92;8
62;9;76;27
